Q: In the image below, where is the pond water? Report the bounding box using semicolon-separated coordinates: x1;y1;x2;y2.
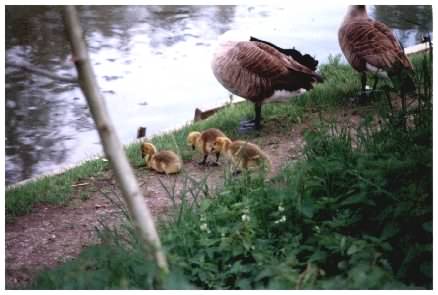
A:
5;5;432;185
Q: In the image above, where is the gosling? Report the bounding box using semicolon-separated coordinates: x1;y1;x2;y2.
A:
141;142;182;174
211;136;271;174
187;128;226;166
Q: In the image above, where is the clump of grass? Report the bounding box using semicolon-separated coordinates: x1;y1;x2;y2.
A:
5;158;109;220
305;54;361;107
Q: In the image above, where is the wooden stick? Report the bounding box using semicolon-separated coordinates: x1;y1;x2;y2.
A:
137;126;147;139
63;6;168;273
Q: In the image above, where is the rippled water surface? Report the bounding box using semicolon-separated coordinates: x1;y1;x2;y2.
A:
5;5;432;185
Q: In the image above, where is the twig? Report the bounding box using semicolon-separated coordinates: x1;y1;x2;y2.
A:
6;60;78;84
63;6;168;274
71;182;89;187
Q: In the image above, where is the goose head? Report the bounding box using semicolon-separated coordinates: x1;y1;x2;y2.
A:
344;5;368;21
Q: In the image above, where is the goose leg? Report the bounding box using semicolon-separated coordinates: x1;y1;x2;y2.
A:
198;154;208;166
372;76;379;92
352;72;370;104
238;103;262;133
254;103;262;130
361;72;367;92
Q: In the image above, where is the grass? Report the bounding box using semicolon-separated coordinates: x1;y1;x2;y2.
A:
5;158;109;220
9;51;433;289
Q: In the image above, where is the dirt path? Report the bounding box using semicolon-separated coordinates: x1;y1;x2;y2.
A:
5;126;307;289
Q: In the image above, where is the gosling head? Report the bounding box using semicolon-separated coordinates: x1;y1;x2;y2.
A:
141;142;157;159
187;131;201;150
212;136;232;154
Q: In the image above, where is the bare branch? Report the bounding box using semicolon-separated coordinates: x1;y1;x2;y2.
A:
63;6;168;273
6;60;78;84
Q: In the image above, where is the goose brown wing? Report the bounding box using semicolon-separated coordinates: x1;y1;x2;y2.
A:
372;21;413;70
234;42;290;78
340;19;412;72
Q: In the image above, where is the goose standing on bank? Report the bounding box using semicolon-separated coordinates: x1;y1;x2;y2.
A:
211;33;323;131
338;5;415;97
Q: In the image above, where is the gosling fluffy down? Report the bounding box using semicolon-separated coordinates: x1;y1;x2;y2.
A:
187;128;226;165
141;142;182;174
211;136;272;173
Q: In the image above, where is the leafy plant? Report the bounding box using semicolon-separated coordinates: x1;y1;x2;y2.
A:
30;52;432;289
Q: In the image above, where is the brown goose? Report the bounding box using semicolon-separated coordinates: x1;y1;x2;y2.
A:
211;36;323;131
338;5;415;95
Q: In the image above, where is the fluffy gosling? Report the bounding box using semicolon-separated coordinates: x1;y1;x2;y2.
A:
141;142;182;174
187;128;226;166
211;136;271;174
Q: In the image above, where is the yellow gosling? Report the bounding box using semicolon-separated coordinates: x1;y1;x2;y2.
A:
186;128;226;165
212;136;271;174
141;142;182;175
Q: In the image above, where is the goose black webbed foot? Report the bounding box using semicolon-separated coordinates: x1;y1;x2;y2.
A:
350;89;381;105
209;161;220;167
232;170;242;177
238;119;261;134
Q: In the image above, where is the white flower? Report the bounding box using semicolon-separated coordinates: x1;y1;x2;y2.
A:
200;223;209;232
274;215;286;224
241;214;251;222
278;205;285;212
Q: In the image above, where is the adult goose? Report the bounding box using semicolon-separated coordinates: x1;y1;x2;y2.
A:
211;33;323;131
338;5;415;97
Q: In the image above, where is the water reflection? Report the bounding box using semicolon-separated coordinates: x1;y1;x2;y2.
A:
5;5;432;185
6;6;80;184
372;5;432;45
